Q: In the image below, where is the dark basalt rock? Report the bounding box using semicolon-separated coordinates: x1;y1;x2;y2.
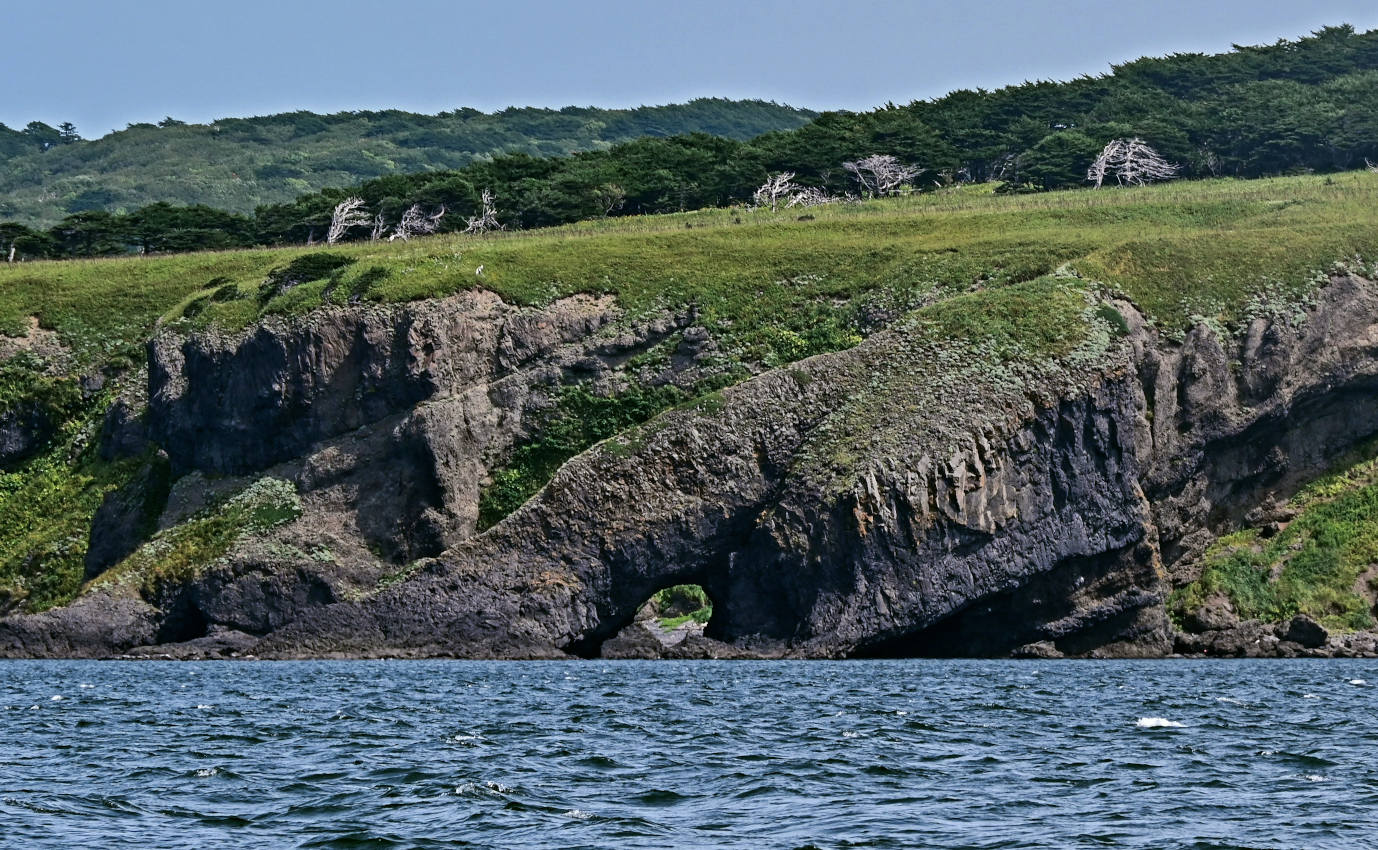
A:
85;452;171;580
1279;614;1329;649
0;402;55;469
7;276;1378;660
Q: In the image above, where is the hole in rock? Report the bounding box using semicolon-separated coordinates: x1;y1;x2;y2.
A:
570;582;719;658
643;584;715;633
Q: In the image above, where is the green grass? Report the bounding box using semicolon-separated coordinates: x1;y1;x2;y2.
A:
477;383;698;530
653;584;713;629
0;355;140;613
93;477;302;600
1173;440;1378;632
6;172;1377;372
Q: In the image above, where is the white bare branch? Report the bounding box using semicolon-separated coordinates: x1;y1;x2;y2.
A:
465;189;502;234
593;183;626;217
785;186;835;208
389;204;446;241
1087;138;1179;188
1367;158;1378;174
842;154;921;197
369;212;388;242
989;153;1017;184
326;196;371;245
752;171;798;211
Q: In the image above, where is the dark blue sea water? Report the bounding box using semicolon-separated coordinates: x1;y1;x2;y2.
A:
2;660;1376;849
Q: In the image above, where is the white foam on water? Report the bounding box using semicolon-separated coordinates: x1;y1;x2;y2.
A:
28;705;38;710
563;809;593;820
1303;694;1319;699
485;781;512;793
1304;774;1327;782
1348;679;1366;685
452;733;482;743
195;704;213;710
78;684;94;689
49;695;62;702
1136;717;1185;728
895;710;908;716
842;730;861;738
194;768;219;778
1216;697;1244;705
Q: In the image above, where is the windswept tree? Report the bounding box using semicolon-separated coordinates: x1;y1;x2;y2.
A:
326;196;370;244
465;189;502;234
369;211;389;241
842;154;920;197
389;204;445;241
1087;138;1179;187
592;183;626;217
752;171;798;210
786;185;835;208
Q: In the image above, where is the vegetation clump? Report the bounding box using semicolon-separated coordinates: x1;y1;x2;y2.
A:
478;384;693;529
98;477;303;599
653;584;713;629
0;362;134;613
1173;441;1378;631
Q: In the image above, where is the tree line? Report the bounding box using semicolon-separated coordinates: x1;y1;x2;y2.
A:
0;99;815;226
4;25;1377;260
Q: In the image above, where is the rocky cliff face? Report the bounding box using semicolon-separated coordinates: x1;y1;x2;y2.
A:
4;275;1378;659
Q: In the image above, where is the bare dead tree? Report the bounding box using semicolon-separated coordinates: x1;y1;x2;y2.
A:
369;212;389;242
7;245;14;263
989;153;1018;184
327;196;371;244
753;171;798;210
1088;138;1179;188
465;189;502;234
1197;147;1223;178
1367;158;1378;174
785;186;835;208
842;154;921;197
389;204;445;241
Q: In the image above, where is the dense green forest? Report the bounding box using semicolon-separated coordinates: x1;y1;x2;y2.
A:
3;25;1376;260
0;99;815;225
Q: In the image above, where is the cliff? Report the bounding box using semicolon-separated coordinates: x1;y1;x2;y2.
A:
4;269;1378;659
3;175;1378;658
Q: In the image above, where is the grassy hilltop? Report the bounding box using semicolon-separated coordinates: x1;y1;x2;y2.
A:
3;171;1378;620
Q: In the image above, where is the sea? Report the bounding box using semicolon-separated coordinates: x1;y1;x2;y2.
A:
1;659;1375;849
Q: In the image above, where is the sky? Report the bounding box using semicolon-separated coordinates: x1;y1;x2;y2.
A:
6;0;1378;137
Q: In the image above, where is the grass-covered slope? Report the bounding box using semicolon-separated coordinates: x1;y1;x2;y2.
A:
1173;440;1378;631
6;172;1377;366
2;172;1378;614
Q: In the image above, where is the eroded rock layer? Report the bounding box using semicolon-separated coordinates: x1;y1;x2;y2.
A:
4;275;1378;659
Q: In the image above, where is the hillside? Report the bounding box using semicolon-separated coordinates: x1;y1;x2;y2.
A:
0;99;815;226
2;172;1378;658
4;25;1376;261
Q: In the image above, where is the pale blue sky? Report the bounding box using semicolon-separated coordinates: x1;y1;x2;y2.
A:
7;0;1378;137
